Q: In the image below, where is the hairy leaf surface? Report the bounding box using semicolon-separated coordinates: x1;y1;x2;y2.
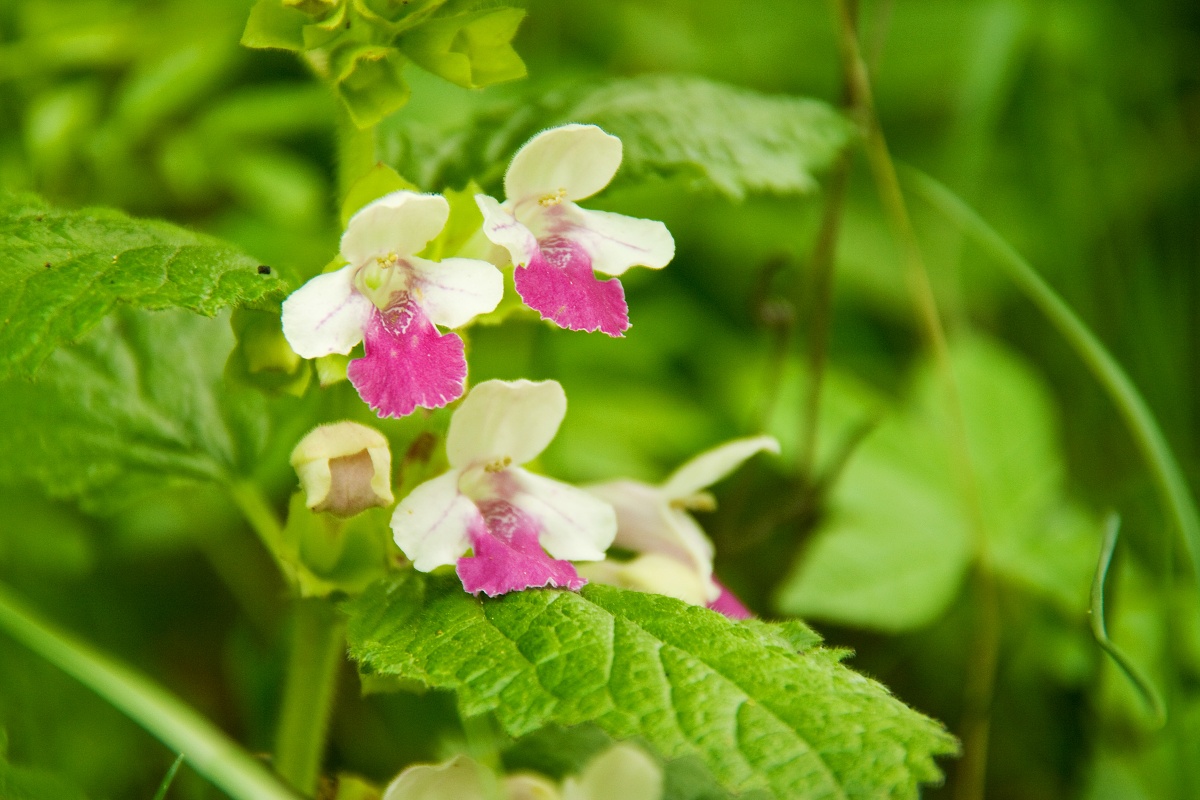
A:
345;573;957;800
0;192;283;377
383;74;853;200
0;308;270;512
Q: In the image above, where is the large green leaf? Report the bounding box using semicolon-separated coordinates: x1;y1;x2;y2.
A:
0;192;283;378
775;337;1097;632
383;74;853;200
0;307;270;512
345;573;957;800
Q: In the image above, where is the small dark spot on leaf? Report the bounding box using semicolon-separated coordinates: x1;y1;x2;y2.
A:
258;265;272;275
345;20;351;28
35;215;43;222
44;262;51;269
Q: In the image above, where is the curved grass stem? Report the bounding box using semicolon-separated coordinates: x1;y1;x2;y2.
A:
0;582;298;800
829;3;996;796
904;167;1200;596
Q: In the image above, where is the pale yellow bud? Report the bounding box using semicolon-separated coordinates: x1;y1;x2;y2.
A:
290;421;394;517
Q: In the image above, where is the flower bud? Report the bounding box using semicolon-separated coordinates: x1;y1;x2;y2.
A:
291;421;394;517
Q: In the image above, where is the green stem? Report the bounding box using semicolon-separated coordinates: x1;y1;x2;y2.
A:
829;5;998;796
798;144;851;480
274;598;346;796
337;109;378;202
904;166;1200;597
1090;514;1167;725
228;480;297;588
0;582;298;800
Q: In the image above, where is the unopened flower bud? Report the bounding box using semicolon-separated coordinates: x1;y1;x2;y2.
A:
291;421;394;517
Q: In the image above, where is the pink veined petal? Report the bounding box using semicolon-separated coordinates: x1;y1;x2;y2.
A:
456;500;585;596
707;581;754;620
513;236;629;337
347;297;467;419
563;205;675;277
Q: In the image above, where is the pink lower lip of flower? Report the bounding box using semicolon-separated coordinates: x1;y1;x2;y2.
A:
708;581;753;620
347;298;467;419
513;236;629;337
456;499;586;596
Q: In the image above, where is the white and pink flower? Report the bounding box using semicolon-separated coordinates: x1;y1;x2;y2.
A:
584;436;780;618
475;124;675;337
390;379;616;596
282;191;504;418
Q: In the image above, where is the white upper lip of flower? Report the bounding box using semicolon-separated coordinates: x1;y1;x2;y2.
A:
474;123;676;277
587;435;780;602
280;190;504;360
390;379;617;573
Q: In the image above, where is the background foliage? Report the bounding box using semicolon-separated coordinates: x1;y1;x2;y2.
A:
1;0;1199;798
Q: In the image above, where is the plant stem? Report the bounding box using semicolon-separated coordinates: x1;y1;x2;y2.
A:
228;480;297;588
798;150;851;480
0;581;298;800
274;598;346;796
904;167;1200;601
829;3;998;796
337;109;379;201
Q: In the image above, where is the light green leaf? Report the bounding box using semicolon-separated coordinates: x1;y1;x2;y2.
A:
383;75;853;199
0;192;283;378
332;44;412;130
0;307;271;512
399;7;527;90
776;337;1097;631
345;573;957;800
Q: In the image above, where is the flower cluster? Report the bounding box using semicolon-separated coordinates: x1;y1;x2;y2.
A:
282;123;775;610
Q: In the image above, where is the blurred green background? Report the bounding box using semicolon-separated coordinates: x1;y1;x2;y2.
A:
1;0;1199;798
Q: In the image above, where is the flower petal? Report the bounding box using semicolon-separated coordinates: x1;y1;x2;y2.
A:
390;469;480;572
446;379;566;469
456;499;585;596
576;554;712;606
383;755;499;800
513;238;629;336
505;124;622;205
587;480;718;600
707;582;754;620
661;435;781;499
510;468;616;561
561;744;663;800
347;301;467;418
563;205;675;277
341;190;449;266
408;255;504;329
280;265;373;358
476;194;539;267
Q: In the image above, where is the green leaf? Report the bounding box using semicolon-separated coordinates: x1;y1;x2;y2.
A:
399;7;527;90
241;0;310;51
332;44;412;129
345;573;957;800
0;307;270;512
775;337;1097;632
0;192;283;379
382;74;853;199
